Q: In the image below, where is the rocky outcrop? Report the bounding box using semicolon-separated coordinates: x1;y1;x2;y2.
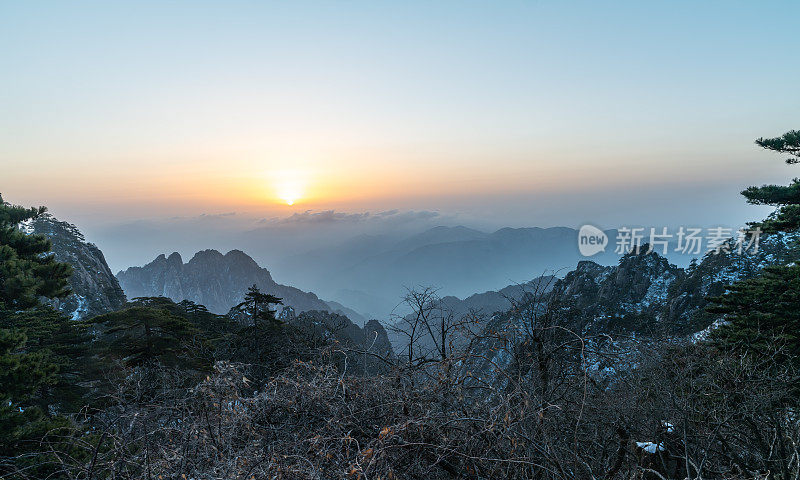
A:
488;231;800;337
465;233;800;384
363;319;394;356
661;230;800;332
546;248;684;334
24;214;126;319
116;249;365;322
290;310;394;359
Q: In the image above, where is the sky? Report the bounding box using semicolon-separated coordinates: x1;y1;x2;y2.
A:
1;1;799;271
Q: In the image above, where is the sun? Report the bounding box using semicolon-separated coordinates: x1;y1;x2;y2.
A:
278;184;301;206
274;170;306;206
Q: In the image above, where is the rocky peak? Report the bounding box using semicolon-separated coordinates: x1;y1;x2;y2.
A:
557;261;613;298
117;249;354;319
187;249;225;267
599;248;681;308
543;248;681;334
364;319;394;359
24;214;126;319
223;249;267;276
167;252;183;265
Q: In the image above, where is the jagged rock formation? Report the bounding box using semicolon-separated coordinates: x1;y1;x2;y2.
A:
549;249;684;334
116;249;366;322
464;233;800;383
491;231;800;338
23;214;127;319
663;231;800;331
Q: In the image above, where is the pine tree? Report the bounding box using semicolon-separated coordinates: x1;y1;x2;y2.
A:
0;194;72;310
219;286;305;383
1;306;95;413
709;265;800;359
741;130;800;232
232;284;283;327
0;328;74;474
0;195;82;477
175;299;229;335
709;130;800;362
128;296;235;360
177;298;211;318
89;306;208;370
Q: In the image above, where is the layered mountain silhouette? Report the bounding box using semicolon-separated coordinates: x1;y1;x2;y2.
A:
116;249;366;323
272;225;622;318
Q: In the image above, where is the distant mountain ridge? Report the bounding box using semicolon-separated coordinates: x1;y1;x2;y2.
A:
116;249;367;323
273;225;622;319
386;275;559;351
437;276;558;320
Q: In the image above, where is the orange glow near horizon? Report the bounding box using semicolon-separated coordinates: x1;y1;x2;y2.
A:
2;132;754;223
3;147;738;219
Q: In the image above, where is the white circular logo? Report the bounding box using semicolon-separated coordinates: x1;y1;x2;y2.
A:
578;225;608;257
